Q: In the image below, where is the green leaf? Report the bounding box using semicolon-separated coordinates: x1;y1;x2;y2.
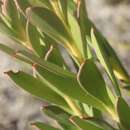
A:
0;38;31;55
27;7;72;46
33;122;61;130
43;105;71;116
91;28;121;96
16;0;52;12
103;42;130;84
0;44;15;55
6;71;70;110
68;13;84;57
45;45;65;67
26;23;44;57
59;0;68;23
0;42;34;60
37;0;53;9
78;59;114;109
68;0;76;13
0;44;72;77
70;116;105;130
82;15;129;83
70;116;117;130
36;63;115;114
43;105;79;130
4;0;18;21
80;14;92;37
117;97;130;129
20;51;75;78
0;16;15;36
42;34;66;67
78;0;89;58
0;44;116;115
27;6;84;63
16;0;29;11
0;22;13;36
4;0;26;41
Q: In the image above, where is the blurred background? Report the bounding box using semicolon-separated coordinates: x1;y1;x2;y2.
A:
0;0;130;129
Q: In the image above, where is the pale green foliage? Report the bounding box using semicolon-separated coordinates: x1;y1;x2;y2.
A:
0;0;130;130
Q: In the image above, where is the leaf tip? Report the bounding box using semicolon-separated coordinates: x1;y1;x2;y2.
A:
4;71;13;75
4;70;20;76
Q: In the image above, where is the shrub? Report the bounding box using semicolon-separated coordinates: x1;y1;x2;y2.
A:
0;0;130;130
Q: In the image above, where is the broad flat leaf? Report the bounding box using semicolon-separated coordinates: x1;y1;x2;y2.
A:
36;63;115;115
7;71;70;111
43;105;71;116
0;16;15;37
0;22;14;36
28;0;53;10
16;0;52;12
0;42;34;58
37;0;52;9
26;23;44;57
78;0;89;58
0;29;39;50
68;0;76;13
87;15;130;83
43;105;79;130
33;122;61;130
117;97;130;129
50;0;68;23
45;45;65;67
0;44;16;55
79;13;92;37
20;50;75;78
82;15;129;84
59;0;68;23
4;0;19;26
103;41;130;84
50;0;65;21
0;44;115;114
16;0;29;11
83;13;129;88
0;44;71;77
70;116;117;130
70;116;105;130
27;7;73;46
4;0;26;41
83;15;129;83
68;13;84;57
78;60;114;110
91;28;121;96
27;6;84;62
43;34;66;67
